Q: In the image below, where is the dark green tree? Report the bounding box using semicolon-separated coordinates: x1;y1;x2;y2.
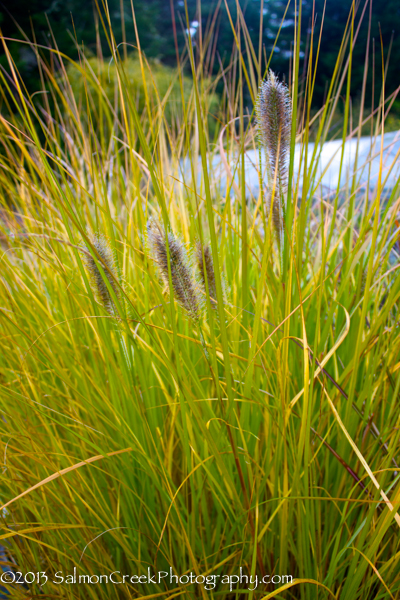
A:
1;0;399;117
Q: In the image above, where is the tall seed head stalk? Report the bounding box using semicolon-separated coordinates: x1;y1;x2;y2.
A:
256;70;292;248
147;219;202;322
82;232;121;317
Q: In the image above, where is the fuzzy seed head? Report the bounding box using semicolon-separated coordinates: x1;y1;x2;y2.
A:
82;232;121;316
195;243;217;306
256;70;291;246
147;219;202;321
256;70;292;191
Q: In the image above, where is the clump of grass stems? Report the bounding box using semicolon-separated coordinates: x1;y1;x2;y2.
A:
0;2;400;599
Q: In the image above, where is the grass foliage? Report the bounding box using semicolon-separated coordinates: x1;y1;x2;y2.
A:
1;1;400;598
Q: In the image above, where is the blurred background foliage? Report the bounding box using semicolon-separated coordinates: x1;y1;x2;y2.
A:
1;0;399;122
64;56;219;135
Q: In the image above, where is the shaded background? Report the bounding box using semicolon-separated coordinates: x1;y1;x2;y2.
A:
0;0;399;120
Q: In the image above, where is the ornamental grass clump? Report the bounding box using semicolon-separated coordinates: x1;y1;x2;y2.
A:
147;219;202;322
82;232;121;317
256;70;292;250
3;3;400;597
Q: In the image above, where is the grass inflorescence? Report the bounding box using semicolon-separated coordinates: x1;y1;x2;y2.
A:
82;232;122;317
195;242;217;306
147;218;203;322
256;70;292;253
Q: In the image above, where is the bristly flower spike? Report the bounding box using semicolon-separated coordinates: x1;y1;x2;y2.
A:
195;242;217;306
82;232;121;317
256;70;292;247
147;219;202;322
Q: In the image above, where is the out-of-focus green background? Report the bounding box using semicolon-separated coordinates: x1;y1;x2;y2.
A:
1;0;399;124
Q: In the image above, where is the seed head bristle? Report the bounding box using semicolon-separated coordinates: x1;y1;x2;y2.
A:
82;232;121;316
195;243;217;305
147;219;202;321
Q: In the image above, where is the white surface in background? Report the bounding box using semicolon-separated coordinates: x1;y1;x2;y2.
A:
202;130;400;198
